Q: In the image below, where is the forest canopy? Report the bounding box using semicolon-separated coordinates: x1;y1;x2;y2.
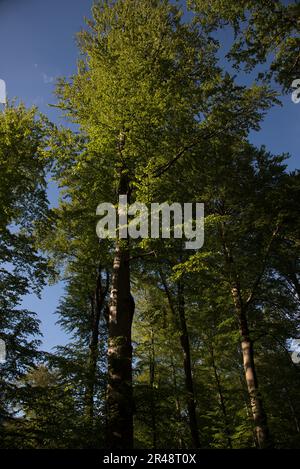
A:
0;0;299;451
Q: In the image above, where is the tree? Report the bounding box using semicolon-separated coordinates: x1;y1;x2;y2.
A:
190;0;300;91
0;104;51;443
2;0;297;451
173;139;299;448
51;0;223;448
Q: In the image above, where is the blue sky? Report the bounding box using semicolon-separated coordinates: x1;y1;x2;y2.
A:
0;0;94;351
0;0;299;352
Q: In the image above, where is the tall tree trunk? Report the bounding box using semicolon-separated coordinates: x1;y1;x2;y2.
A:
107;242;134;448
177;281;201;449
219;222;272;448
160;270;200;448
239;371;258;447
231;286;272;448
85;295;100;420
209;342;232;449
170;354;184;449
107;168;134;449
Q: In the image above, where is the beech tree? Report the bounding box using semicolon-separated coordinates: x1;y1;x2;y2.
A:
190;0;300;91
0;104;50;444
172;139;300;448
1;0;299;451
47;0;279;445
51;0;222;448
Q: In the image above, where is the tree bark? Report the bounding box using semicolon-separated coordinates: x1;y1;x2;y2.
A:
170;354;184;449
107;241;134;448
231;285;272;448
209;342;232;448
160;270;200;448
85;268;108;420
219;222;272;448
149;329;157;449
107;167;134;449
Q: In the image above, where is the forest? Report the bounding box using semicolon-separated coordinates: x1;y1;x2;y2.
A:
0;0;300;450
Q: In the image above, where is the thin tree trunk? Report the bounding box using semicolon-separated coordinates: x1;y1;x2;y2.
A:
85;269;109;420
232;285;272;448
149;329;157;449
85;295;99;420
170;354;184;449
219;222;272;448
177;281;201;449
160;270;200;448
209;342;232;449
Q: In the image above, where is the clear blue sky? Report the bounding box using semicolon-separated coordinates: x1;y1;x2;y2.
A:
0;0;94;351
0;0;299;352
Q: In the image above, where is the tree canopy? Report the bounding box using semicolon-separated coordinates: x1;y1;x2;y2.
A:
0;0;299;451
